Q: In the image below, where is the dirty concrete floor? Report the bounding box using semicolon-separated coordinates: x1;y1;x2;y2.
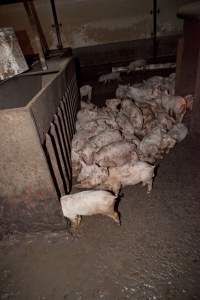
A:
0;134;200;300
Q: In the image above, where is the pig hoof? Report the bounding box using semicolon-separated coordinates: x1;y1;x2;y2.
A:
71;234;81;240
113;212;121;226
116;219;121;226
70;217;81;236
70;228;80;239
147;187;152;194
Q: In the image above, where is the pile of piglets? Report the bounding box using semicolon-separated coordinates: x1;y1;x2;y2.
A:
72;73;192;196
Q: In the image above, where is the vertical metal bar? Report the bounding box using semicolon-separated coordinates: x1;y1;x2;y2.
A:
63;93;74;138
50;0;63;49
50;122;68;195
54;114;71;192
153;0;157;61
60;101;72;149
57;106;72;165
43;135;61;198
68;77;78;129
71;76;79;121
66;84;75;130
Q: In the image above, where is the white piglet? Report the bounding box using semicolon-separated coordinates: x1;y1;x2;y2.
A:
105;98;121;113
94;140;138;167
80;85;93;102
99;72;121;84
60;190;120;231
168;123;188;143
89;129;122;149
161;95;187;122
76;162;109;188
115;84;129;99
98;161;155;195
127;59;146;73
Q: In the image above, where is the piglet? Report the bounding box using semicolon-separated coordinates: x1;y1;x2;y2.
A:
80;85;93;102
98;161;155;195
60;190;120;231
127;86;159;103
71;149;82;178
161;95;187;122
115;84;129;99
139;127;163;161
168;123;188;143
99;72;121;84
94;141;138;167
116;112;135;136
89;129;122;149
77;108;98;125
121;99;143;130
127;59;146;73
105;98;121;112
77;162;108;187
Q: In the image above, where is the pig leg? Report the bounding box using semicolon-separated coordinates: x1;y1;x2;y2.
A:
111;182;122;196
76;215;82;226
146;179;153;193
106;211;121;225
70;215;81;232
103;202;121;225
113;211;121;225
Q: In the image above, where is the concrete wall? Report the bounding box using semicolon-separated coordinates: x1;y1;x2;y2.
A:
0;0;196;50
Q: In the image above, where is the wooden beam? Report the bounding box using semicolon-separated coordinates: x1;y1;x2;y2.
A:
28;0;49;55
23;0;47;70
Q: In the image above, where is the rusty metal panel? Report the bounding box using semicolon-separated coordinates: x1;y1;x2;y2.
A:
0;27;28;81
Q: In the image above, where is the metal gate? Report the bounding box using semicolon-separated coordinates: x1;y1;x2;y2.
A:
42;64;79;198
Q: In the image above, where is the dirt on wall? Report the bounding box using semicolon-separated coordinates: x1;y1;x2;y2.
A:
0;0;192;51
